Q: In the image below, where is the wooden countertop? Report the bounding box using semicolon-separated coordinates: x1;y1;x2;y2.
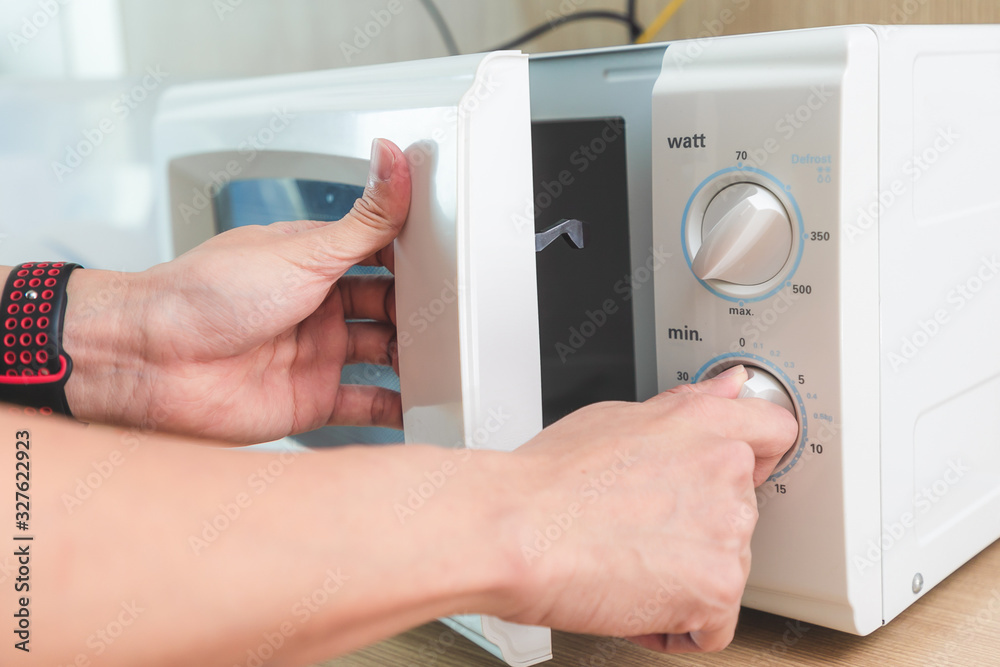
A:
321;538;1000;666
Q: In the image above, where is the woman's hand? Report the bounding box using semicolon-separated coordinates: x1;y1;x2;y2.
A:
62;138;411;443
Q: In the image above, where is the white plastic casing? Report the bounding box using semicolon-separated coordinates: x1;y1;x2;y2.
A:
873;25;1000;626
154;52;550;667
654;25;1000;635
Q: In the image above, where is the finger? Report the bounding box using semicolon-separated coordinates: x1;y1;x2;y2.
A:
347;322;397;368
689;367;797;483
627;634;672;652
674;364;748;399
272;222;396;271
269;218;330;234
339;275;395;325
628;631;715;653
628;608;739;654
740;403;796;485
648;372;797;478
628;633;700;653
645;365;748;406
300;138;410;278
354;242;396;275
331;384;403;430
716;398;798;484
686;614;740;653
650;374;794;449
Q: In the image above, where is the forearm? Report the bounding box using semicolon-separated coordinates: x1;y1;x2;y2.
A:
2;412;524;666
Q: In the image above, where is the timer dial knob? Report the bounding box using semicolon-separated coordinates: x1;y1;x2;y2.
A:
692;183;793;286
737;366;795;417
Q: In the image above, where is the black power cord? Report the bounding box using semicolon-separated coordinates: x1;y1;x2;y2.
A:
416;1;644;56
490;9;643;51
626;0;641;41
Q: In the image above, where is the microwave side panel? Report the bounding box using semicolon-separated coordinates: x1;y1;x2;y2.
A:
875;25;1000;626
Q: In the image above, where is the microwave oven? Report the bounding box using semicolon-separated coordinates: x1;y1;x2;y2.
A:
153;24;1000;666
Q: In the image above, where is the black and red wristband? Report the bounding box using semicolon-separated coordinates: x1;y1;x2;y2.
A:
0;262;82;417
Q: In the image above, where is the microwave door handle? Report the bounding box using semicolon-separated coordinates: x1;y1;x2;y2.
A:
534;218;588;252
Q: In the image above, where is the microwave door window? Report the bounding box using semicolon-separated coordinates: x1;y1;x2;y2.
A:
213;178;364;230
532;118;637;426
213;178;401;446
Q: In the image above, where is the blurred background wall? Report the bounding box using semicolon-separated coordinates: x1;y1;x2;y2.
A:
4;0;1000;80
0;0;998;269
98;0;1000;76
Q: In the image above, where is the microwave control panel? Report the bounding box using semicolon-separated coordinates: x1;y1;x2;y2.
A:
650;27;882;635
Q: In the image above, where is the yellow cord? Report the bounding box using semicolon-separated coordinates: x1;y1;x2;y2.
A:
635;0;689;44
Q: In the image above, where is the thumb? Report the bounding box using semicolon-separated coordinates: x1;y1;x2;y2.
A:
303;138;411;276
667;364;748;399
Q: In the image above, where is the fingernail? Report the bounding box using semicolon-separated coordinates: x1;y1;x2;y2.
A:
369;138;394;185
388;336;399;367
715;365;746;379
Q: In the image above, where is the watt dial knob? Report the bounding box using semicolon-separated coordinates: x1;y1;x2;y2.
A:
692;183;793;286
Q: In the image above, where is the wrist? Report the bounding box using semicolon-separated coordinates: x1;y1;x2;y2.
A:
483;450;567;625
62;268;150;426
278;444;537;656
378;445;534;623
443;448;536;620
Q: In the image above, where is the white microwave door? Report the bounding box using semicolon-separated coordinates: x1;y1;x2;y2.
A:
153;53;548;666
